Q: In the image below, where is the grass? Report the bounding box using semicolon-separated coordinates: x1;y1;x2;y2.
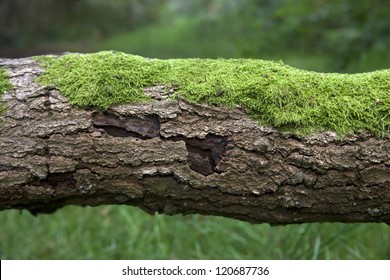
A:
0;206;389;259
36;51;390;138
98;18;210;59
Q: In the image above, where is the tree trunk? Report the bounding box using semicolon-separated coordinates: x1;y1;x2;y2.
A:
0;56;389;225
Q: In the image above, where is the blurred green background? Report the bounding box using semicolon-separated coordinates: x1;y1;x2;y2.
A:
0;0;389;259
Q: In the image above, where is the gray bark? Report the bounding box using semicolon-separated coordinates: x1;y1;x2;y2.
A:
0;56;389;224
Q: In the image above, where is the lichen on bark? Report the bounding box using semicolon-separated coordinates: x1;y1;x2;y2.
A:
36;51;390;138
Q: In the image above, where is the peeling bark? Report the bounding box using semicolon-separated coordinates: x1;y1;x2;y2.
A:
0;56;389;224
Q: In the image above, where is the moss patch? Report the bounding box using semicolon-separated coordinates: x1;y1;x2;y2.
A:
0;68;13;116
36;51;390;138
0;69;12;94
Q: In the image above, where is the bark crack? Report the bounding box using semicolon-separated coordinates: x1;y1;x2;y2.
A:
93;112;160;139
167;134;228;176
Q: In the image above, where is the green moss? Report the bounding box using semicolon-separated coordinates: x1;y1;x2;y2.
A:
0;68;13;117
0;69;12;94
36;51;390;138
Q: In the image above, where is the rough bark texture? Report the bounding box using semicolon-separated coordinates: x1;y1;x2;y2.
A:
1;57;389;224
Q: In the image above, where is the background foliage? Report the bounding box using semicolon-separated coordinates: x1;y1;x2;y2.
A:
1;0;389;73
1;0;389;259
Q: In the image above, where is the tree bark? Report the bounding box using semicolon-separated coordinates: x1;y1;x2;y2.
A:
0;56;389;224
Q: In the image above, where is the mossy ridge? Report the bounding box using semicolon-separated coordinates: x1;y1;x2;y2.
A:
36;51;390;138
0;68;13;117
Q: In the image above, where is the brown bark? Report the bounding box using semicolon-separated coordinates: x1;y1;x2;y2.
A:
0;56;389;224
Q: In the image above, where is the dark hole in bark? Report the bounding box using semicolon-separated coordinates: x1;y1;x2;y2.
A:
169;134;227;176
41;172;76;188
93;113;160;139
94;126;149;139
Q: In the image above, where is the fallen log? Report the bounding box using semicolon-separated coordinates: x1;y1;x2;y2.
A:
0;53;389;224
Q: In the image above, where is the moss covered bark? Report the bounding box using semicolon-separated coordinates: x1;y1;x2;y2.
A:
0;69;12;117
36;51;389;138
0;69;12;92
